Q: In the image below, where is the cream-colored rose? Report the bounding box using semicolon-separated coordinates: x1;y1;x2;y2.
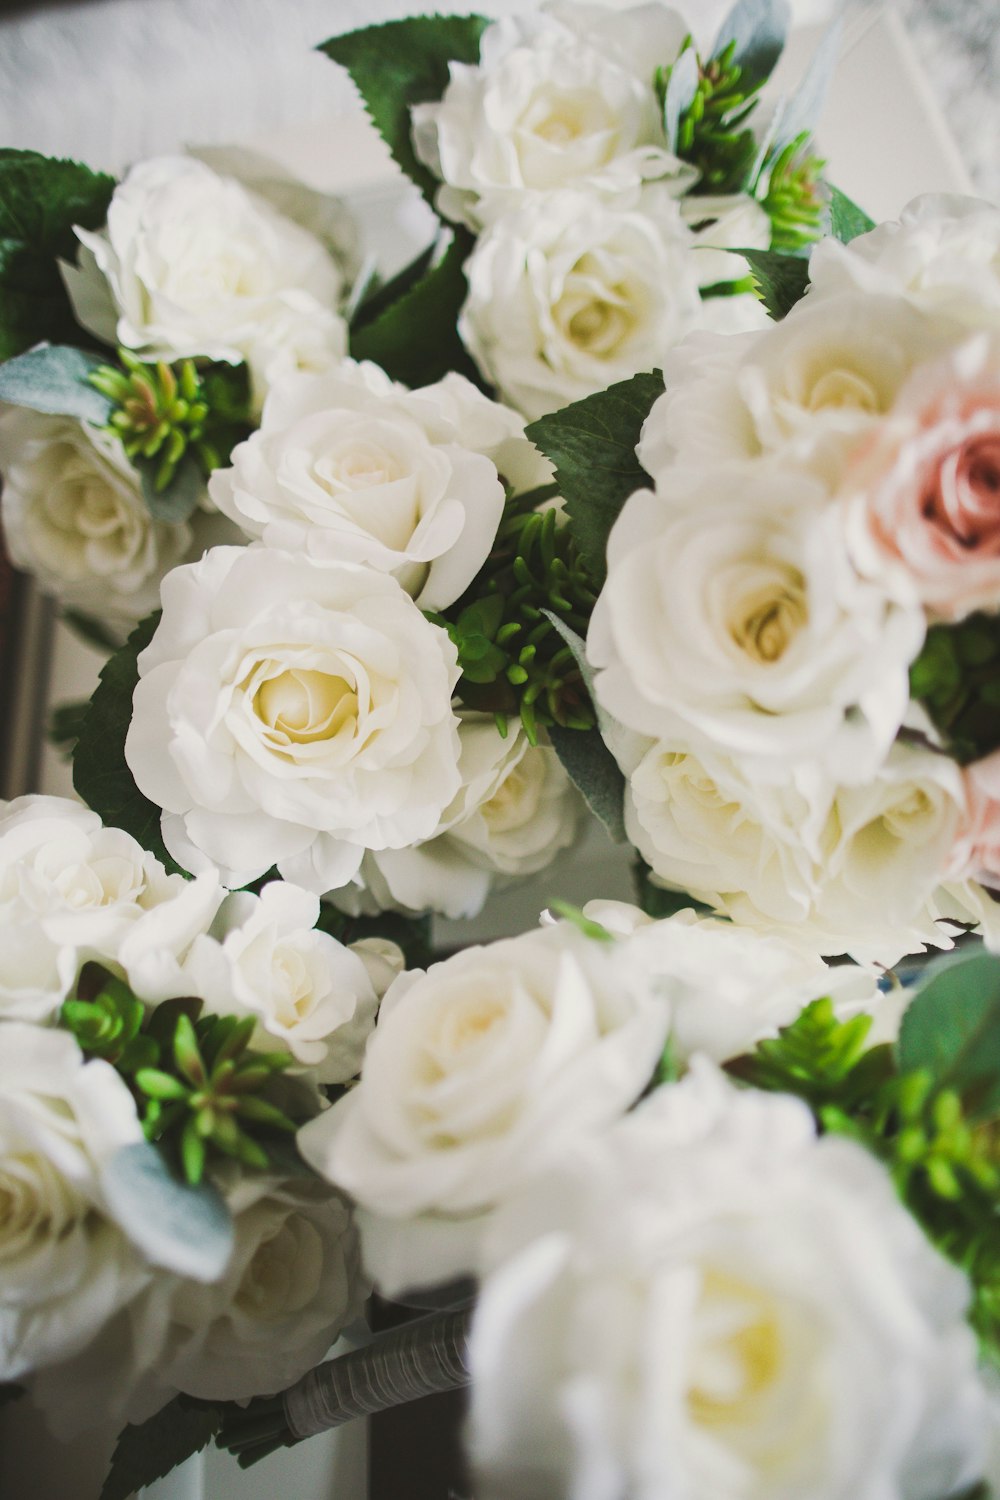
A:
412;2;693;229
298;920;671;1294
469;1062;989;1500
0;408;194;624
124;546;462;893
460;185;704;419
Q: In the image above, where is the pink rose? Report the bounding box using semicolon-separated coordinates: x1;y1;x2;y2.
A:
844;334;1000;620
950;750;1000;887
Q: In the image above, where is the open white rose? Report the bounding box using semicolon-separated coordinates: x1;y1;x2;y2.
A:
298;920;672;1294
185;881;378;1083
588;475;925;776
469;1062;989;1500
0;1023;148;1381
809;194;1000;332
209;363;543;611
62;155;348;408
331;715;582;920
460;184;704;419
641;292;950;488
0;408;195;625
411;2;693;229
125;546;462;892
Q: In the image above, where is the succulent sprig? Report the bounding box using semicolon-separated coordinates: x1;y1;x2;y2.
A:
761;132;827;253
429;488;598;743
657;38;763;196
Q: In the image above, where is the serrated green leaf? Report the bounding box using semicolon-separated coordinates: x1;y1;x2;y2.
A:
0;150;115;361
99;1141;233;1281
350;231;482;388
72;610;185;871
548;724;626;844
138;449;204;522
897;950;1000;1122
740;246;811;319
526;372;663;588
712;0;789;92
826;183;875;243
100;1397;222;1500
320;15;488;206
0;342;112;422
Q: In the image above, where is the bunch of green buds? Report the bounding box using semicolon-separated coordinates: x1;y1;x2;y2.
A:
761;132;827;253
656;38;763;196
427;488;598;744
89;350;252;493
62;966;300;1186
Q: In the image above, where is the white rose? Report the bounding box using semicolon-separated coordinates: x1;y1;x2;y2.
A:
124;546;462;893
809;194;1000;331
332;715;582;920
0;408;195;625
0;1023;148;1381
469;1062;989;1500
579;900;888;1061
588;475;925;775
297;921;672;1295
209;364;542;611
62;155;348;408
460;185;704;420
641;292;950;488
411;2;693;229
0;900;77;1024
185;881;377;1083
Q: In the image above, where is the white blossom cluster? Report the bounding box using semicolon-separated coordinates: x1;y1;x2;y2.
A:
0;793;384;1429
589;195;1000;965
412;1;772;419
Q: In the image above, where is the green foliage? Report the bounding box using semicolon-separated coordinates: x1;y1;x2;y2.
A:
101;1397;223;1500
429;491;598;743
72;610;181;869
633;859;712;920
100;1140;235;1281
909;612;1000;764
91;351;252;519
656;37;763;196
527;371;664;589
61;963;158;1073
62;609;121;654
320;15;488;207
0;342;112;423
547;900;615;942
826;184;876;243
316;905;433;970
0;149;115;361
729;997;894;1112
898;951;1000;1124
350;231;482;389
712;0;789;96
548;724;627;844
761;133;826;253
740;247;811;319
47;697;91;757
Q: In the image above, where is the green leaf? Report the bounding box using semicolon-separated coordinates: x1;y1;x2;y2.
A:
99;1141;233;1281
320;15;489;205
739;246;811;319
548;899;615;942
47;697;90;755
351;240;436;332
62;608;121;654
350;231;482;388
139;450;205;523
898;950;1000;1122
0;342;112;423
826;183;875;243
72;610;184;871
526;371;664;589
548;724;626;844
712;0;789;93
0;150;115;361
100;1397;222;1500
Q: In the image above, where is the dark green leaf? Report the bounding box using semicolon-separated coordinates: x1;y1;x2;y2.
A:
826;183;875;243
548;724;626;844
350;231;482;388
99;1141;233;1281
315;904;432;970
0;342;112;423
898;950;1000;1121
0;150;115;360
909;613;1000;764
320;15;488;205
526;371;663;588
139;450;204;523
739;246;811;319
100;1397;222;1500
712;0;789;93
633;858;711;919
47;697;90;755
72;610;184;871
351;240;436;332
62;608;121;654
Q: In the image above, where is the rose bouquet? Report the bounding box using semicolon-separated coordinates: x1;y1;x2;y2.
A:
3;1;1000;1497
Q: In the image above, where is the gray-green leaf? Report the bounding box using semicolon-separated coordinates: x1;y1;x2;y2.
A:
712;0;790;92
0;343;112;423
139;450;205;523
526;371;664;589
548;724;627;845
100;1141;234;1281
663;46;699;153
897;949;1000;1121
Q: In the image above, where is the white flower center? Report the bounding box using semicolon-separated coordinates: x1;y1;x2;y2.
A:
727;568;808;665
254;668;358;746
0;1153;84;1260
480;755;544;834
687;1268;784;1427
